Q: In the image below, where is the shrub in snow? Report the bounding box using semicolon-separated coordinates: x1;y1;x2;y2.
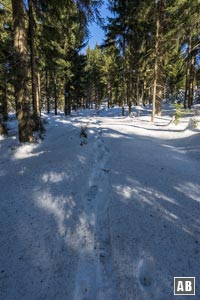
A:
80;126;87;145
173;103;189;125
129;112;134;118
80;126;87;139
191;109;199;129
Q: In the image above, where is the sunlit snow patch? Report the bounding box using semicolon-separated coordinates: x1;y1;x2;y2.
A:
41;171;69;183
13;144;44;159
35;191;76;236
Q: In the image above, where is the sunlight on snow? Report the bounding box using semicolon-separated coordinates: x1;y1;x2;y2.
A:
103;132;128;139
113;183;197;235
62;211;96;253
35;191;76;236
88;129;95;134
115;186;132;199
13;144;45;159
77;155;87;164
114;183;177;205
53;118;71;125
41;171;69;183
175;182;200;203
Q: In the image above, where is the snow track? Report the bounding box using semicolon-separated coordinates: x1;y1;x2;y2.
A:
73;121;116;300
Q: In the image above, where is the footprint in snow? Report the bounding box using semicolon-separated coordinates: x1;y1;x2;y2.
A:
86;185;98;201
138;257;155;288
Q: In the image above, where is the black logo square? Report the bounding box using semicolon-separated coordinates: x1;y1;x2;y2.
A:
174;277;195;295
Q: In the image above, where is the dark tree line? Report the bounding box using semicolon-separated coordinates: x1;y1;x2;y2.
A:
0;0;101;141
0;0;200;141
103;0;200;118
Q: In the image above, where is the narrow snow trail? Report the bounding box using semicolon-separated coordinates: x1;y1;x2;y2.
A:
73;121;116;300
0;109;200;300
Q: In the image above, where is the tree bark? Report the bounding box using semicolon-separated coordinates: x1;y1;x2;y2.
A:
37;72;41;114
12;0;33;142
45;69;50;113
2;78;8;121
121;34;126;116
143;76;147;106
54;76;58;115
28;0;40;128
136;75;140;105
151;15;159;123
108;82;112;109
155;85;163;116
188;54;195;109
184;34;191;109
64;80;71;115
127;79;131;114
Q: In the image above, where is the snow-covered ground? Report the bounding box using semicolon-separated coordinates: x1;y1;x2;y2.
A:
0;104;200;300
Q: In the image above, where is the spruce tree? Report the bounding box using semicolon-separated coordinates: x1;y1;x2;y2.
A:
12;0;33;142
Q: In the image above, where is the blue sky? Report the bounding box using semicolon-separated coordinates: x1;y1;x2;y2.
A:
87;1;110;49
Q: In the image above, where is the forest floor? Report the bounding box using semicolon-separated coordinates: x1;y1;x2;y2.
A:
0;103;200;300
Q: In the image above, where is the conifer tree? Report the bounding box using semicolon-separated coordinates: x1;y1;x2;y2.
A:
28;0;40;129
12;0;33;142
0;0;13;122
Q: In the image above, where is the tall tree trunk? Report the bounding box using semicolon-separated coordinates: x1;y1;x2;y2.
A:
121;34;126;116
151;16;159;123
64;80;71;115
143;76;147;106
156;0;164;116
2;78;8;121
188;54;195;109
156;86;163;116
127;76;132;114
37;72;41;114
129;67;134;113
108;82;112;109
54;76;58;115
12;0;33;142
45;69;50;113
141;81;144;106
28;0;40;129
136;75;140;105
184;34;191;109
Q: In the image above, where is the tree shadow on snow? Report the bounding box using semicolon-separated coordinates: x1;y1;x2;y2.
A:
99;124;200;300
0;115;200;300
0;118;98;300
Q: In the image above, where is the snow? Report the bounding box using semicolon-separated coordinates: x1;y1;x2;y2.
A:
0;105;200;300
